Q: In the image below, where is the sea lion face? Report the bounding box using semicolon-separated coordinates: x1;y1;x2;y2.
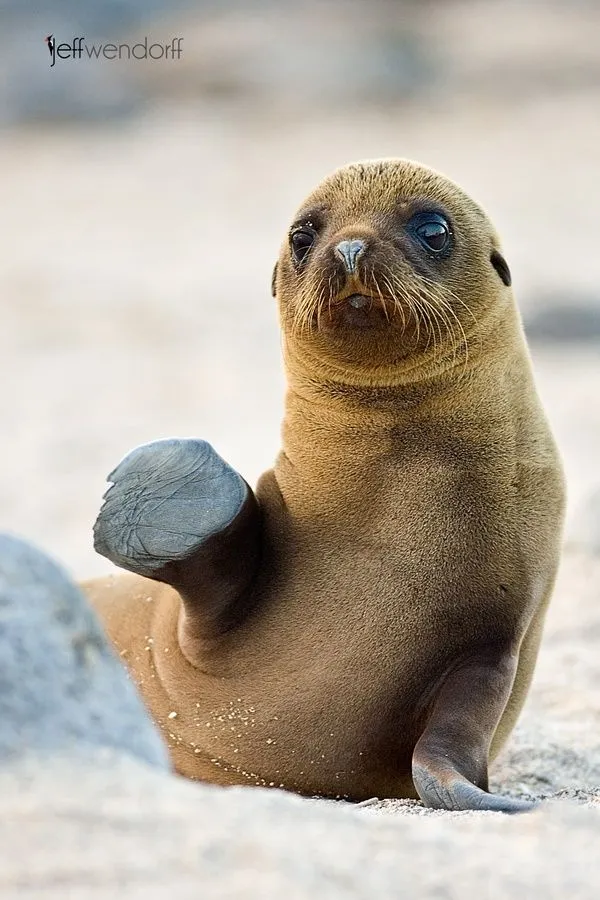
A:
273;159;513;383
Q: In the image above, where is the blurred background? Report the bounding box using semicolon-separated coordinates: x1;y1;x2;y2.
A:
1;0;599;577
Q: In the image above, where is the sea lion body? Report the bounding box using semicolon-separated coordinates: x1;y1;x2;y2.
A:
85;159;565;809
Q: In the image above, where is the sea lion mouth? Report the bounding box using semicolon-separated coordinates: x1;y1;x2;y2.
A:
346;293;370;309
324;292;395;330
337;290;390;312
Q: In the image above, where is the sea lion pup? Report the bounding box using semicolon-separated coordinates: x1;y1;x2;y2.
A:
85;159;565;812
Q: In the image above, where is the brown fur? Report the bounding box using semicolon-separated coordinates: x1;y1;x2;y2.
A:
83;159;565;801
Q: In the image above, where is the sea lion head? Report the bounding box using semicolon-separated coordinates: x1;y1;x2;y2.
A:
272;159;514;387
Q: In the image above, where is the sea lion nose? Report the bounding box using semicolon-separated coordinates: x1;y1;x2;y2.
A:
335;239;365;274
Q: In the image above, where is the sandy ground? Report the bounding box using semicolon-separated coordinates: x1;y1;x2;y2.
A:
0;752;599;899
1;64;600;894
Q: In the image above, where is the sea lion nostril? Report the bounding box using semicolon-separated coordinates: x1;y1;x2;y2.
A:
335;239;365;274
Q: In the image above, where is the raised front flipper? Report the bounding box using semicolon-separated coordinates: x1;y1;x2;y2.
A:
93;438;262;648
412;649;535;813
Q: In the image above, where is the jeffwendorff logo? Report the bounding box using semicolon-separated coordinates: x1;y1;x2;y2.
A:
44;35;183;67
45;34;56;65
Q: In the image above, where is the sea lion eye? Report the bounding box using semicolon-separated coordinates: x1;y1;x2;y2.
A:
407;212;452;257
290;227;317;265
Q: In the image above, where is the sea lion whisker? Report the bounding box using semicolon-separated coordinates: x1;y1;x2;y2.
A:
419;275;478;327
419;285;453;353
315;279;326;332
295;280;321;336
418;294;441;355
383;266;422;345
368;269;391;325
431;291;470;377
417;281;470;375
380;272;407;332
379;266;412;334
430;298;460;369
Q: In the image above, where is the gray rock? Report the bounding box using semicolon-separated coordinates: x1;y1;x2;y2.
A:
0;532;169;768
567;489;600;554
524;294;600;344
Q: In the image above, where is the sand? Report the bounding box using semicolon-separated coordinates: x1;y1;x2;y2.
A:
0;755;598;899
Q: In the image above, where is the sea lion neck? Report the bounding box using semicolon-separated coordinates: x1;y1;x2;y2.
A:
280;338;470;434
282;374;447;431
277;320;521;482
277;368;463;491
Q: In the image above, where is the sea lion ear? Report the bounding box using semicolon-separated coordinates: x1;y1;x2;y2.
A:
490;250;511;287
271;262;278;297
